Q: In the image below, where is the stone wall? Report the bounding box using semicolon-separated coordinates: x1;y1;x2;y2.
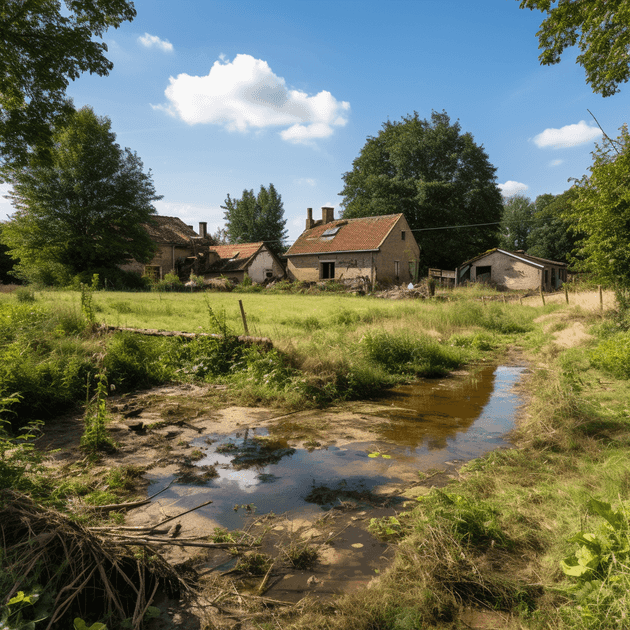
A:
247;250;285;283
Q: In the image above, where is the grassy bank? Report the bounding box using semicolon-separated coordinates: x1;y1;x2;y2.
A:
278;300;630;630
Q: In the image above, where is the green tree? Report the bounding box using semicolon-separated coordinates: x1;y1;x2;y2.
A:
222;184;288;255
564;124;630;289
526;190;579;263
1;106;161;285
499;193;535;251
0;0;136;168
340;111;502;271
519;0;630;97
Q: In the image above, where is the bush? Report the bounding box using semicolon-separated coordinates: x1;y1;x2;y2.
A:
14;287;35;303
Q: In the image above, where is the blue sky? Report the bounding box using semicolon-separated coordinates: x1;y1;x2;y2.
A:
4;0;629;245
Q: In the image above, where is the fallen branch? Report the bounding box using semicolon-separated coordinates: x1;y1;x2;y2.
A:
150;499;213;530
83;480;174;512
114;538;256;548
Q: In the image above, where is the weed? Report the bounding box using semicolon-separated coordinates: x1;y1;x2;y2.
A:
236;552;272;576
285;543;319;569
14;287;36;303
81;372;116;454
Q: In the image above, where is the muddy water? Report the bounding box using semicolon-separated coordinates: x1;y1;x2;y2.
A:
146;365;525;530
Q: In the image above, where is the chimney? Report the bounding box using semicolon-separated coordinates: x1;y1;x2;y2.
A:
199;222;207;238
306;207;314;230
322;206;335;225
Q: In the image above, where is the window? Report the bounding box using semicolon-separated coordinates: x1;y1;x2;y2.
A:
401;231;406;241
476;265;491;282
394;261;400;278
321;262;335;279
144;265;160;281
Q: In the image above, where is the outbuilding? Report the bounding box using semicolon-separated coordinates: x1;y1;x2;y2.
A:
456;248;568;291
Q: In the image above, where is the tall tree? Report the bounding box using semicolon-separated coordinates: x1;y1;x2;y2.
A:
222;184;288;255
0;0;136;168
526;190;579;263
519;0;630;97
1;106;161;285
340;111;502;271
499;193;535;251
563;124;630;289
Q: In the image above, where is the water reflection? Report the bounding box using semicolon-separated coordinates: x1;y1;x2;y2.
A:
147;365;526;528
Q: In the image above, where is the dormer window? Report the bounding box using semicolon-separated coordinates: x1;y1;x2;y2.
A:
401;231;406;241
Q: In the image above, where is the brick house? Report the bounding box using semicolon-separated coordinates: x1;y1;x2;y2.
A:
284;207;420;285
456;248;568;291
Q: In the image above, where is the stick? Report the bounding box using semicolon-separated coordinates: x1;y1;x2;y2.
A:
113;538;253;548
150;499;214;530
84;479;175;512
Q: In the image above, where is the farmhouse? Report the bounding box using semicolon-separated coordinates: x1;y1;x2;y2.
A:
121;216;209;280
456;248;568;292
285;207;420;285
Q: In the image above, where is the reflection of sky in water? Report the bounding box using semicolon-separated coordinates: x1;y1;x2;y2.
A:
146;365;525;528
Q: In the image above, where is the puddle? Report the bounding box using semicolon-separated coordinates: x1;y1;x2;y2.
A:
145;365;526;530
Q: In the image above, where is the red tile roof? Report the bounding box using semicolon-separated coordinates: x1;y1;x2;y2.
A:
208;242;264;271
285;214;403;256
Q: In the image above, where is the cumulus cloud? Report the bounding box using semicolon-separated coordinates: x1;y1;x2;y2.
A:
138;33;174;53
154;54;350;144
499;181;528;197
549;159;564;167
533;120;601;149
154;200;224;233
295;178;316;186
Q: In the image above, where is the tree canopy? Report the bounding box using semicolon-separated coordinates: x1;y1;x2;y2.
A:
499;194;535;251
519;0;630;97
222;184;288;256
0;0;136;168
1;106;161;285
527;190;580;264
564;124;630;289
340;111;503;271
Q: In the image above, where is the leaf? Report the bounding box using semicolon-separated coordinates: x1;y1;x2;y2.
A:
368;452;379;458
588;498;625;531
381;454;392;459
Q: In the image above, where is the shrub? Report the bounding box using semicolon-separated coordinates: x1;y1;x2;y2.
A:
14;287;35;303
589;332;630;379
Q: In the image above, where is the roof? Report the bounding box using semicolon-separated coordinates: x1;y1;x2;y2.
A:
208;242;265;272
144;216;198;246
285;214;403;257
459;248;567;269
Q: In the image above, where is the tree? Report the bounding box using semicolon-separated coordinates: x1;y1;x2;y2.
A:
340;111;503;271
1;106;161;285
0;0;136;168
222;184;288;256
563;124;630;289
519;0;630;97
526;190;580;263
499;193;535;251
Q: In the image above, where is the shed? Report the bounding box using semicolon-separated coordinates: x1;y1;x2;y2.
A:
456;249;568;291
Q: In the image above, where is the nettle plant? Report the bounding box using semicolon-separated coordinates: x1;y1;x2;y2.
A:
561;499;630;602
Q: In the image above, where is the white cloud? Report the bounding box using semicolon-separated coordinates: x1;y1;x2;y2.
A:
138;33;174;53
533;120;601;149
498;181;528;197
549;159;564;167
154;54;350;144
0;184;15;219
295;178;316;186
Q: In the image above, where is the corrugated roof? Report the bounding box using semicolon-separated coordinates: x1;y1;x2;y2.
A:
208;242;264;272
285;214;403;256
144;216;198;246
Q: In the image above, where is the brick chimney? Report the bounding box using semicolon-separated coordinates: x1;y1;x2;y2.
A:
199;222;207;238
306;207;314;230
322;206;334;225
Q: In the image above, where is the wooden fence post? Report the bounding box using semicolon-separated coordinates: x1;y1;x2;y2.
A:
599;285;603;313
564;284;569;304
540;287;545;306
239;300;249;335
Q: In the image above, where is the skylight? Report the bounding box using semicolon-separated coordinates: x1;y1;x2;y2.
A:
322;227;340;237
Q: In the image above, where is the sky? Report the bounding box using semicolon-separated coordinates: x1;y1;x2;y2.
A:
4;0;629;246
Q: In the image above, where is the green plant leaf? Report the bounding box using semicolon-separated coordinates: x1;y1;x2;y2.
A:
588;498;625;530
